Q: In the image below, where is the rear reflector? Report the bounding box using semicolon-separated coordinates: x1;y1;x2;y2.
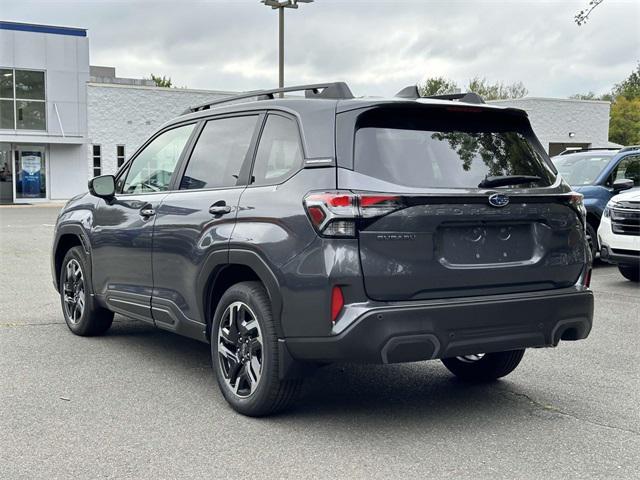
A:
582;269;592;288
331;286;344;323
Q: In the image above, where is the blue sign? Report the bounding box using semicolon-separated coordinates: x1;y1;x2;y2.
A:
20;152;42;198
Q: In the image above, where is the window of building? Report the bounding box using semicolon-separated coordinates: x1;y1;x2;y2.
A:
251;114;303;186
92;145;101;177
180;115;259;190
0;69;46;131
116;145;126;168
121;123;195;194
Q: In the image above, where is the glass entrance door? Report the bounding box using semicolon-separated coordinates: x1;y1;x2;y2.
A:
0;143;12;204
14;145;47;201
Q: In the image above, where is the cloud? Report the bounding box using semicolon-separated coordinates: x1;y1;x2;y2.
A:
1;0;638;97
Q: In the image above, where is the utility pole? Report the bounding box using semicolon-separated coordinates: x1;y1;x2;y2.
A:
261;0;314;96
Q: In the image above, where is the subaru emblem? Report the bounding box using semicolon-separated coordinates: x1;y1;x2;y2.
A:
488;193;509;208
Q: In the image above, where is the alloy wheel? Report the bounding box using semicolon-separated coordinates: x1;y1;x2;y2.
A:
217;301;263;398
63;259;85;324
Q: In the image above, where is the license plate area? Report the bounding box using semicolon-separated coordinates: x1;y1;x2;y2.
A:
437;223;535;267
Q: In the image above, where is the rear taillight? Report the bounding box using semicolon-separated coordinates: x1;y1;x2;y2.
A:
569;192;587;223
303;191;403;237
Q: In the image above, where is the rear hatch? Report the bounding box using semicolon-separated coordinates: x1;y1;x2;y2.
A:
337;103;587;301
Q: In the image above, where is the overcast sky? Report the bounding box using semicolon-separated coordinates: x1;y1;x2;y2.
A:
2;0;638;97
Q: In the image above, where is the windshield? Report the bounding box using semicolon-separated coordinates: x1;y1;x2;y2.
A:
552;154;614;186
353;107;556;189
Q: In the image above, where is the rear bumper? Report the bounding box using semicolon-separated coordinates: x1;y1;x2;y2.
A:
285;288;593;364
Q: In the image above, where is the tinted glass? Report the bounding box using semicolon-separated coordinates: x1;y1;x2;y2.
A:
180;115;258;190
252;115;302;186
614;154;640;186
0;100;14;129
353;107;555;189
122;124;195;194
15;70;45;100
16;101;46;130
0;69;13;98
553;153;614;186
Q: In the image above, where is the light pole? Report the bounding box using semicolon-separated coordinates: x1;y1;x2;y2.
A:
261;0;313;95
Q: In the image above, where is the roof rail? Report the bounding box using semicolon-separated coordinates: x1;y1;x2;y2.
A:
182;82;354;115
618;145;640;153
558;147;620;155
393;85;486;105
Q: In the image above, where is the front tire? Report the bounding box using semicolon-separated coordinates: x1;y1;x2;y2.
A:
586;222;598;261
59;247;113;336
618;264;640;282
211;281;301;416
441;350;525;382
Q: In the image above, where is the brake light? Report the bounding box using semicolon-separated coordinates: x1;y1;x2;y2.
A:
303;191;404;237
331;286;344;323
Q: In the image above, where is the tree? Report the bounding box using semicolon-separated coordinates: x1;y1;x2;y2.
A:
419;76;459;96
569;91;613;102
148;74;173;88
612;62;640;100
575;0;605;26
609;97;640;145
466;76;528;100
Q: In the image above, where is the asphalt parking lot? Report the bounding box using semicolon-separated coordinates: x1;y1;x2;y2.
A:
1;205;638;479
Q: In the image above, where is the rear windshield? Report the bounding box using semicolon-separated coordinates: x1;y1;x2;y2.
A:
353;106;556;189
552;153;613;186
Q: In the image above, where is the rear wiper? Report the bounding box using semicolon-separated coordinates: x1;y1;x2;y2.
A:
478;175;541;188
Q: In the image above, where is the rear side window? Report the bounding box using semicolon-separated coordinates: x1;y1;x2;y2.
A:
353;107;555;189
180;115;259;190
251;114;303;186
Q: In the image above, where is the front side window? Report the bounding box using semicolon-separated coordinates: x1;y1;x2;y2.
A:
251;114;303;186
0;69;46;131
180;115;258;190
121;124;195;194
613;154;640;187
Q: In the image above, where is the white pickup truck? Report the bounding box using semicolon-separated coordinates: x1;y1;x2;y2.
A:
598;189;640;282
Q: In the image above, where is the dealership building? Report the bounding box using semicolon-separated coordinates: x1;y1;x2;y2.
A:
0;20;619;204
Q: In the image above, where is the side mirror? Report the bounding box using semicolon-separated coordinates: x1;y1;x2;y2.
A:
613;178;634;192
89;175;116;198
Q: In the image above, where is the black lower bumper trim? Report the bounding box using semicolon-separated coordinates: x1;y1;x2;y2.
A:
285;290;594;364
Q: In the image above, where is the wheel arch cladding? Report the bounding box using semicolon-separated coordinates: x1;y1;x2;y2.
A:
53;231;87;291
204;251;284;338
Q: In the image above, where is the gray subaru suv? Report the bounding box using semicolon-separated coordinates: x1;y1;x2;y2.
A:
52;83;594;416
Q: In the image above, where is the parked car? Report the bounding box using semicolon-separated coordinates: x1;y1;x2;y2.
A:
52;83;594;416
551;147;640;258
598;189;640;281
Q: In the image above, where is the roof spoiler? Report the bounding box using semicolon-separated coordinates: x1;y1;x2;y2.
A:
394;85;486;105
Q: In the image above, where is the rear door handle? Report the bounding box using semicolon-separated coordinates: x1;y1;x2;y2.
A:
140;207;156;218
209;202;232;215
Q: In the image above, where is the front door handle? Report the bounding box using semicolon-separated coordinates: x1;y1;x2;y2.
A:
140;207;156;218
209;201;232;215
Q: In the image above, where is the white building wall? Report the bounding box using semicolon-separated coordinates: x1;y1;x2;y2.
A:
0;27;89;138
489;98;611;152
87;84;230;176
48;144;87;199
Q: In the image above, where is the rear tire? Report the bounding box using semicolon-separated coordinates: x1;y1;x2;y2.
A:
211;281;302;416
59;247;113;336
618;264;640;282
441;349;525;382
